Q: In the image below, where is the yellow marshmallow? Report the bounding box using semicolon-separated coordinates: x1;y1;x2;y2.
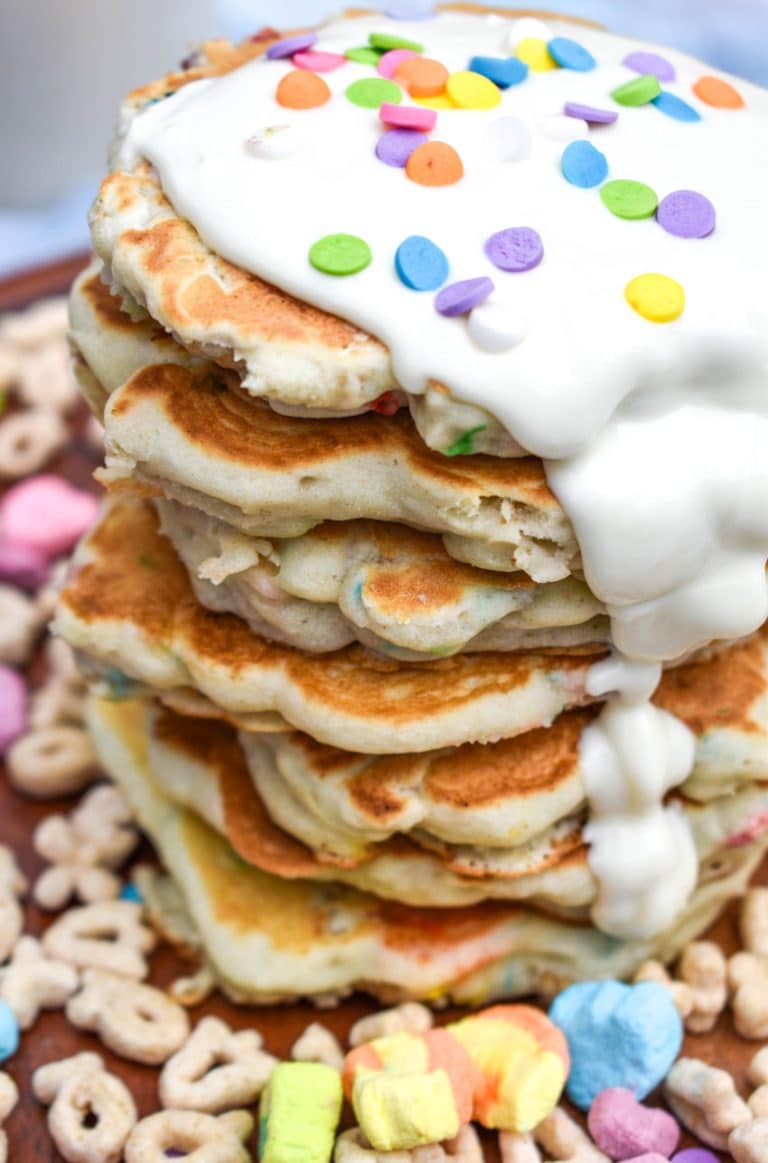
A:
352;1068;459;1151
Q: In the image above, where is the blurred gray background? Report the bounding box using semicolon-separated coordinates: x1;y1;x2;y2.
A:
0;0;765;276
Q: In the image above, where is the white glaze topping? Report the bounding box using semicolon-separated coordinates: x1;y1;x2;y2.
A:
118;10;768;937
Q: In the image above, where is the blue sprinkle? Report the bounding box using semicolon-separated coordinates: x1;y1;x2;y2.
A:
561;140;609;188
468;55;528;89
651;91;702;122
0;1001;19;1063
548;36;597;72
120;883;143;903
395;235;450;291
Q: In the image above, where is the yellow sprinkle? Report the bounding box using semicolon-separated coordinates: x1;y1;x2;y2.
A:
515;37;558;71
445;69;502;109
414;93;455;110
625;273;685;322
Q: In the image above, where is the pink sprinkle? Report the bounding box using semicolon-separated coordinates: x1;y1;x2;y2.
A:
379;102;437;131
293;50;347;73
377;48;419;78
727;811;768;847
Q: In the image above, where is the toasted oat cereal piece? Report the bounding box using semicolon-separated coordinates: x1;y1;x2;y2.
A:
160;1016;276;1112
67;970;190;1065
42;900;156;979
664;1057;752;1149
743;889;768;956
292;1023;344;1071
731;1118;768;1163
0;935;79;1029
336;1125;483;1162
7;724;100;798
349;1004;434;1048
124;1108;253;1163
33;1051;137;1163
729;953;768;1039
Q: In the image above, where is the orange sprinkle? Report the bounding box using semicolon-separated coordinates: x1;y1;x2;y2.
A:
394;56;450;98
406;140;464;186
692;75;745;109
276;69;331;110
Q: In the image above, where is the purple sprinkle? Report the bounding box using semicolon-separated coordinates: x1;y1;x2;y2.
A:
436;277;494;317
266;32;317;59
375;128;428;167
564;101;619;125
485;227;544;273
671;1152;721;1163
657;189;716;238
622;50;676;81
386;0;435;17
0;538;49;590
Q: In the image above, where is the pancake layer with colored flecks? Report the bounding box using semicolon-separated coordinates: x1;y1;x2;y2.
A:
96;360;577;582
86;693;768;1005
55;498;602;754
155;498;606;660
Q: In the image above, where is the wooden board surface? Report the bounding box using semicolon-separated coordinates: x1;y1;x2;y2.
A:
1;257;765;1160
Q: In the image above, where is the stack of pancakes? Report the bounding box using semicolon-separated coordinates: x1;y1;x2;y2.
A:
56;14;768;1005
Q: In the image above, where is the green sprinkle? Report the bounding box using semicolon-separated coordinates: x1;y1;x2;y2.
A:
345;45;384;65
369;31;424;52
309;234;372;276
345;77;402;109
444;425;486;457
611;74;662;106
600;179;658;219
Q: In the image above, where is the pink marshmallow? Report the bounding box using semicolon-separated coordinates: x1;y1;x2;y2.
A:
0;476;99;559
379;102;437;131
623;1157;670;1163
588;1088;680;1160
377;48;419;78
292;50;346;72
0;537;49;590
0;666;27;755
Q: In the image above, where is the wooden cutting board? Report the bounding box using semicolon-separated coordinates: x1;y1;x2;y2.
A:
1;255;764;1161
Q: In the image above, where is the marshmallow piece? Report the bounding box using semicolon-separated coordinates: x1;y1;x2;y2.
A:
259;1062;342;1163
550;981;682;1109
0;475;99;558
587;1088;680;1159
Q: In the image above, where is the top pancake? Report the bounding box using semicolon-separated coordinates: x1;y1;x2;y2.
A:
55;497;602;754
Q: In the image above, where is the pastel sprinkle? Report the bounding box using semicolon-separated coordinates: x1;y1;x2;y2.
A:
693;75;745;108
561;140;609;188
444;426;487;456
395;57;450;97
622;50;676;81
309;234;372;276
379;101;437;131
395;235;450;290
625;273;685;322
611;74;662;106
276;70;331;110
370;31;424;53
446;70;502;109
120;883;143;903
656;189;716;238
378;48;419;78
376;128;428;167
346;78;402;108
345;46;384;66
436;277;494;317
548;37;596;72
600;179;658;219
487;116;532;162
468;300;528;352
505;17;551;50
293;50;346;73
468;55;529;88
406;140;464;185
671;1152;720;1163
414;94;455;110
651;91;702;122
516;37;558;72
485;226;544;272
266;32;317;59
539;114;588;143
386;0;435;17
564;102;618;124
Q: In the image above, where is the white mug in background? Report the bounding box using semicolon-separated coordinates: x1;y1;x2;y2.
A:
0;0;242;208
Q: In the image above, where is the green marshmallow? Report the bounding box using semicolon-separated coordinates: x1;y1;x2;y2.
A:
259;1062;343;1163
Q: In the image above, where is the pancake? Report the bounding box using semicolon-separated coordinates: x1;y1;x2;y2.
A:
156;498;606;660
87;693;768;1005
236;627;768;863
98;361;577;582
54;497;602;754
138;698;768;915
69;259;518;458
